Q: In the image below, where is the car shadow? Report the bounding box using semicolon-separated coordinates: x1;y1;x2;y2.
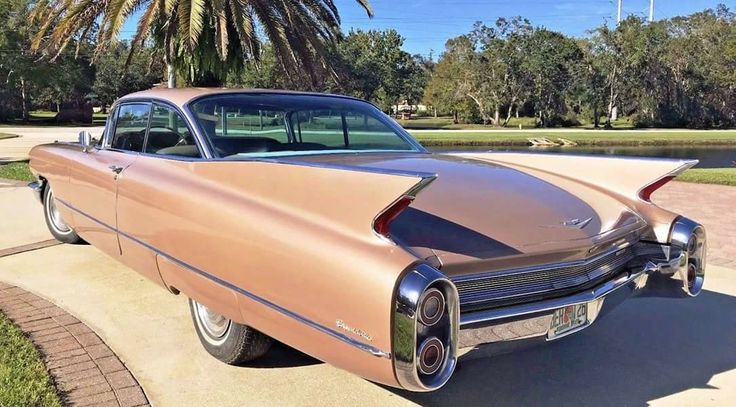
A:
386;289;736;406
246;340;322;368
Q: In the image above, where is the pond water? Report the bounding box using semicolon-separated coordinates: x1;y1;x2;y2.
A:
431;145;736;169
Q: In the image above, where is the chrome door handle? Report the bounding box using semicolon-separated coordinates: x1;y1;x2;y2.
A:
109;165;124;174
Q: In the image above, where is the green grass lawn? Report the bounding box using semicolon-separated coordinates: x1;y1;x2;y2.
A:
411;129;736;146
397;116;634;130
0;162;34;182
677;168;736;186
0;313;62;407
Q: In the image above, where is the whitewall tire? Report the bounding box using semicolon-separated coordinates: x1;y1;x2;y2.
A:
43;184;82;244
188;298;273;365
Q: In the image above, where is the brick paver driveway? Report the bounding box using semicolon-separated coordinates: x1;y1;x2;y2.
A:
654;182;736;268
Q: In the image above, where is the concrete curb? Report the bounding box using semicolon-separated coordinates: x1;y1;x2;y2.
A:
0;282;150;407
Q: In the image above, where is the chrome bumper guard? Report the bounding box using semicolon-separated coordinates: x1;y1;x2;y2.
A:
28;180;44;202
458;218;706;349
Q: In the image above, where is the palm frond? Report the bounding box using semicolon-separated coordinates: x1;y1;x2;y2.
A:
178;0;206;50
353;0;373;18
126;0;162;67
29;0;376;84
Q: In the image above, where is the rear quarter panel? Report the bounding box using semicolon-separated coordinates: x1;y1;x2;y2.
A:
116;156;423;386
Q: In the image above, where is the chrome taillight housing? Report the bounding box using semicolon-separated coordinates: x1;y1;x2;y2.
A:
417;288;445;326
670;217;707;297
393;264;459;392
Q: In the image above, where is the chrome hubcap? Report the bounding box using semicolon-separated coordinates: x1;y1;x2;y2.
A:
48;191;71;233
195;301;231;339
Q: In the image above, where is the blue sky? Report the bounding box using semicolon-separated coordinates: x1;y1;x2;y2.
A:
121;1;732;57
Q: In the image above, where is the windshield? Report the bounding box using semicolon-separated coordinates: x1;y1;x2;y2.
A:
189;93;422;158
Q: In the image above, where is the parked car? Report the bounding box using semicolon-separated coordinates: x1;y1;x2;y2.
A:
28;89;706;392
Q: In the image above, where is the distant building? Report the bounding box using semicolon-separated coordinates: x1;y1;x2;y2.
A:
392;100;428;119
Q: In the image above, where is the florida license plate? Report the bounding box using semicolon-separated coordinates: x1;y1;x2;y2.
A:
549;303;588;339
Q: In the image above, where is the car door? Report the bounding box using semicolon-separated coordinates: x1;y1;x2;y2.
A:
68;102;150;257
115;102;206;289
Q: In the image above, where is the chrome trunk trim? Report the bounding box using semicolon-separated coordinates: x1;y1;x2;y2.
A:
453;245;636;310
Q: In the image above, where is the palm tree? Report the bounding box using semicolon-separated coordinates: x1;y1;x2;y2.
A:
29;0;373;87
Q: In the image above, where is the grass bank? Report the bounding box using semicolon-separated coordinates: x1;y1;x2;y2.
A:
677;168;736;187
410;130;736;147
0;162;33;182
0;312;63;407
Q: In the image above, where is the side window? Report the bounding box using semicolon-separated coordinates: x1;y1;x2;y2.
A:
111;104;150;152
145;104;201;158
346;112;409;150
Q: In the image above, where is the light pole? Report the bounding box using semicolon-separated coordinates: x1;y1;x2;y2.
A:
617;0;623;24
649;0;655;22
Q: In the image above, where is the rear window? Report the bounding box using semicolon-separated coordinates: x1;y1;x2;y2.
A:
189;94;419;158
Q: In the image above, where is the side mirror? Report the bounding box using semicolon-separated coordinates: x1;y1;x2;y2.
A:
78;131;93;152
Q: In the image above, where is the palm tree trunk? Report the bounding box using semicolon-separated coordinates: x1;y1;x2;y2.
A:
20;76;29;121
167;63;176;89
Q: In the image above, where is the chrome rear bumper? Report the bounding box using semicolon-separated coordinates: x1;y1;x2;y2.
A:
458;251;695;350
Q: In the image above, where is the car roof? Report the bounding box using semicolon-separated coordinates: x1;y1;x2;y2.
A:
119;88;363;109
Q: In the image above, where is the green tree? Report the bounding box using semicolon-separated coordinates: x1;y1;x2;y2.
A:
521;28;582;126
0;0;95;121
0;0;42;120
568;39;607;127
93;42;165;111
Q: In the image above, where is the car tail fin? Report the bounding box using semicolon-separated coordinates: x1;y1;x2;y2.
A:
457;152;698;202
373;175;436;241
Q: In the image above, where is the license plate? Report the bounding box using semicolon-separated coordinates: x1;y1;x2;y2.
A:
549;303;588;339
